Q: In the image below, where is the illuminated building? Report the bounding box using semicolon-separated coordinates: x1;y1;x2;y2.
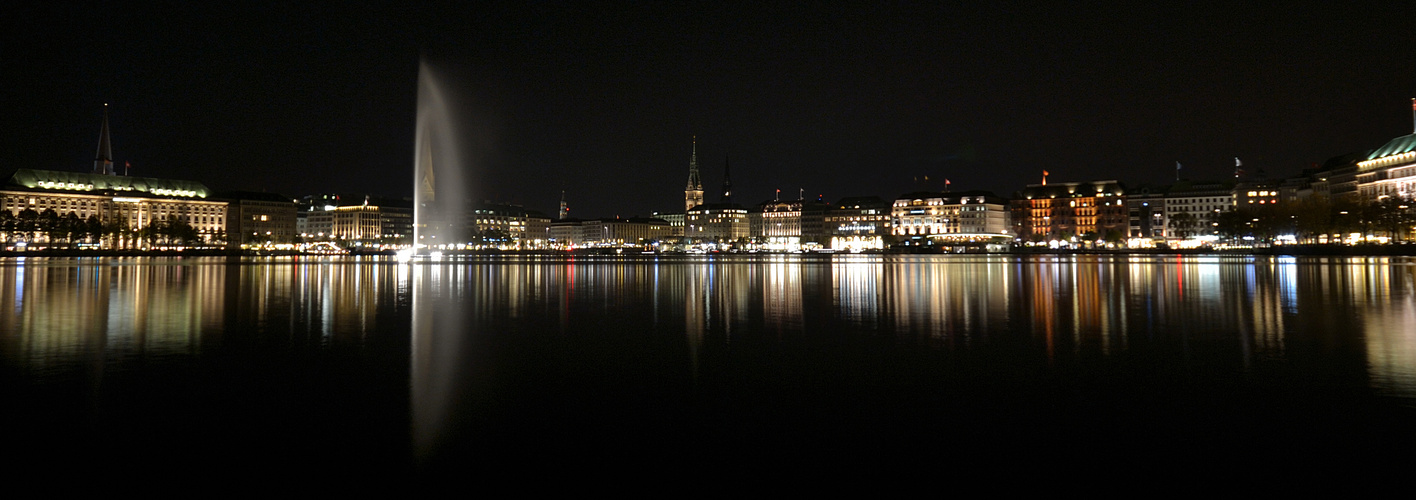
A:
826;196;890;251
1125;188;1166;240
1162;181;1233;239
652;212;686;237
685;156;749;243
954;192;1011;235
892;192;950;238
686;203;749;242
466;201;530;248
756;194;831;250
1014;181;1126;242
217;191;298;244
684;138;704;212
548;218;579;246
547;217;671;248
2;107;227;249
301;195;412;247
1233;182;1283;207
1;169;228;249
893;190;1012;248
1356;133;1416;201
524;210;552;249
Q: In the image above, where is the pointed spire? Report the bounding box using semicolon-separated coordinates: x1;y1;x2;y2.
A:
721;155;733;202
95;104;114;175
686;136;701;190
684;136;704;211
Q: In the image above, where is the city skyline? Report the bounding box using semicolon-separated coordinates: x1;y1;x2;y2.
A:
5;3;1416;217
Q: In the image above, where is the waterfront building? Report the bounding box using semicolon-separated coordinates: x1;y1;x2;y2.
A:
1125;187;1167;241
758;195;832;251
466;201;530;248
301;195;412;248
892;191;949;238
1162;180;1233;239
953;191;1011;236
524;210;552;249
217;191;298;245
1014;181;1126;242
826;196;889;251
1356;133;1416;201
685;156;749;244
2;109;226;249
651;212;686;237
1233;180;1283;207
686;203;749;242
548;218;581;247
1;169;227;249
1319;152;1364;201
585;217;672;247
892;190;1012;248
545;217;670;248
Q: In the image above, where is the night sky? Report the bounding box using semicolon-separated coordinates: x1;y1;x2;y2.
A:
5;3;1415;217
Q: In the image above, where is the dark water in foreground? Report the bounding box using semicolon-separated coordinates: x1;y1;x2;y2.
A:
3;255;1415;483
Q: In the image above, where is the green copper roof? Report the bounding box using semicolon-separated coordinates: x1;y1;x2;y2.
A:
5;168;211;198
1366;133;1416;160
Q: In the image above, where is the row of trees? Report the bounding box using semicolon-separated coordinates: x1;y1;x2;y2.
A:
0;208;212;247
1174;197;1415;243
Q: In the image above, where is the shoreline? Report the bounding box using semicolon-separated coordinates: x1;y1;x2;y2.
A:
3;244;1416;259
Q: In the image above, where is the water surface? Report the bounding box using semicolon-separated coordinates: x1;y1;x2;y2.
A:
4;254;1415;481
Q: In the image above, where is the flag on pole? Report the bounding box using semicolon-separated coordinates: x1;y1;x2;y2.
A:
1235;157;1242;167
945;179;951;186
1176;161;1182;171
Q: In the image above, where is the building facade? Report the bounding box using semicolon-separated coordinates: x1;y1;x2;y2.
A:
1356;133;1416;201
219;191;298;245
2;168;227;249
1015;181;1127;242
826;196;890;251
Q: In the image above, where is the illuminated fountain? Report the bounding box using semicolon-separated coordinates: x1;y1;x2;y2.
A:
409;57;474;464
411;58;469;255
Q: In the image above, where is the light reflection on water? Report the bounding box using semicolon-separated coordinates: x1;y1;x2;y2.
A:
4;255;1416;390
4;254;1416;475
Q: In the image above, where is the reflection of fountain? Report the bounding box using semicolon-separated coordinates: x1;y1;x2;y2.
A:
409;57;476;466
413;59;469;251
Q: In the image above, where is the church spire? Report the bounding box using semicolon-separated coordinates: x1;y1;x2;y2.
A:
95;104;114;175
721;155;733;203
684;136;704;211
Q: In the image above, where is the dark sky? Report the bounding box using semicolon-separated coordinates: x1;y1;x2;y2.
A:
5;2;1415;217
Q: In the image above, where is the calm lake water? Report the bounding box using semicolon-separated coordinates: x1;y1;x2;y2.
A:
3;254;1415;483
